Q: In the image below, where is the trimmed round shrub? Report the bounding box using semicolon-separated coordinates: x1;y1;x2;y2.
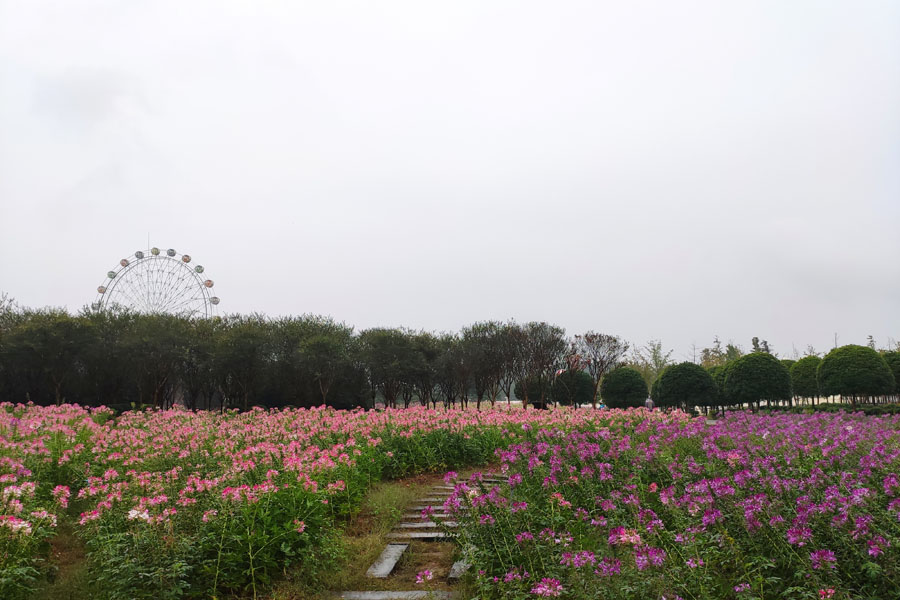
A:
707;365;725;396
599;367;648;408
653;362;717;411
551;370;595;407
780;359;796;371
724;352;791;407
790;356;822;399
883;351;900;394
817;345;896;400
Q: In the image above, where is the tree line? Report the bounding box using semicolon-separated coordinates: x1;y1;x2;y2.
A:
599;343;900;413
0;297;897;412
0;302;630;411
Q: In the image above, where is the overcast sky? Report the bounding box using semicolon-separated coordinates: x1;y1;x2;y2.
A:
1;0;899;359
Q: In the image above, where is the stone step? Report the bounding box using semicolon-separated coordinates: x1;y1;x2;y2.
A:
396;521;458;528
418;497;450;503
433;485;456;490
365;543;408;578
386;531;450;541
339;593;455;599
409;505;448;511
403;513;452;520
448;560;470;582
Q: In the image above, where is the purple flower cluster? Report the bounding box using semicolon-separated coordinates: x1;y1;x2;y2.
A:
449;410;900;599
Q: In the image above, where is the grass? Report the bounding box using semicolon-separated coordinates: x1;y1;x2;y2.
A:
31;470;489;599
31;522;92;600
271;472;460;599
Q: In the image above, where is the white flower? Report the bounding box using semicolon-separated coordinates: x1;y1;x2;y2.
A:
127;509;150;522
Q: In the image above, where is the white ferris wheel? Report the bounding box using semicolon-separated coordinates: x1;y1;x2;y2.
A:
93;247;220;318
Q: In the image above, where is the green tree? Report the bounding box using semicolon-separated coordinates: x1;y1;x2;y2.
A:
551;369;594;407
461;321;506;409
4;309;95;405
817;344;895;405
434;334;468;409
883;351;900;395
707;364;728;410
789;355;822;402
628;340;673;389
298;318;355;405
724;352;792;409
215;314;269;411
514;376;551;409
359;328;418;408
410;332;440;407
653;362;717;412
519;322;567;409
724;342;744;363
498;322;526;406
598;367;647;408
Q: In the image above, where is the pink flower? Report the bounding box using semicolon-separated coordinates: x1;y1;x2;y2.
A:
415;569;433;584
531;578;563;597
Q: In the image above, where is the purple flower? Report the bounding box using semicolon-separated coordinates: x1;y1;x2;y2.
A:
809;549;837;570
634;546;666;570
686;557;704;568
787;526;812;546
702;508;722;527
560;550;596;568
594;557;621;577
516;531;534;543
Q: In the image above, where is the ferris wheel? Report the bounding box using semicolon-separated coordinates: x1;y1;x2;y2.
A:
93;247;220;318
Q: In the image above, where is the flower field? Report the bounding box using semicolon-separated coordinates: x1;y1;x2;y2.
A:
444;411;900;599
1;404;899;599
0;402;595;599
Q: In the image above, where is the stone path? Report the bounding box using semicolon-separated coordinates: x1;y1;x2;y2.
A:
338;478;484;599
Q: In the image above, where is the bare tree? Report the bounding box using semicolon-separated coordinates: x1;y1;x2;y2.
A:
520;322;567;409
570;332;629;409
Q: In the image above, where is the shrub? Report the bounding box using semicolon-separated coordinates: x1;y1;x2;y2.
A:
598;367;648;408
653;362;717;411
790;356;821;399
817;345;895;401
551;370;595;407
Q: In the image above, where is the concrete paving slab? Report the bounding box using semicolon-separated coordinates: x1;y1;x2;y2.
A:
339;592;455;599
396;521;457;528
386;531;449;540
365;543;408;578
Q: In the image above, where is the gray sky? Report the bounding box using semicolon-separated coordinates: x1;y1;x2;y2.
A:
2;0;899;359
